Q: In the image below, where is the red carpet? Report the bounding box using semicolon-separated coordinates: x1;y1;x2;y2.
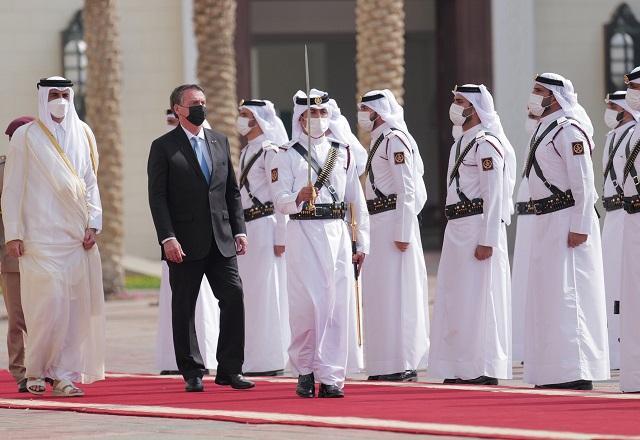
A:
1;371;640;439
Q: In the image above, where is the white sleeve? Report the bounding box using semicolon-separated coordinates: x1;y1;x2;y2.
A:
82;125;103;232
344;149;370;254
1;128;27;241
264;149;288;245
385;135;416;243
560;126;597;235
475;140;505;248
270;151;303;215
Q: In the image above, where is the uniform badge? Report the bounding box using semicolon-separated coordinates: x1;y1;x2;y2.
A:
394;152;405;164
481;157;494;171
271;168;278;182
314;96;323;106
572;142;584;155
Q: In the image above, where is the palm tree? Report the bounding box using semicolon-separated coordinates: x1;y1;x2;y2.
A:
356;0;405;142
193;0;241;165
84;0;125;296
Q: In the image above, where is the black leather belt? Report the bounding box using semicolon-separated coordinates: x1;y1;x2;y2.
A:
445;198;483;220
515;201;536;216
367;194;397;215
290;202;346;220
532;190;575;215
243;202;274;222
603;195;623;212
623;195;640;214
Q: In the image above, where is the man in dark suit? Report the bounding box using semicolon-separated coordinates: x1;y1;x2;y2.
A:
148;84;254;392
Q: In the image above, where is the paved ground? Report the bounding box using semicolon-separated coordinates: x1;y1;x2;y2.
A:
0;251;620;438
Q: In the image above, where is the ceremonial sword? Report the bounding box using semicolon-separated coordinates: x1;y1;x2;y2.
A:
349;203;363;347
304;45;316;211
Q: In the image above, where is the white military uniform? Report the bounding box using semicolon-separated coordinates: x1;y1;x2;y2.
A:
620;119;640;392
429;125;512;380
361;122;429;376
601;120;635;370
523;110;609;385
271;134;369;389
237;134;289;373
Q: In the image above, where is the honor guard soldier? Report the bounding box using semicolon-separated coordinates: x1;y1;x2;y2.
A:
235;99;290;376
270;89;370;398
600;91;638;371
357;89;429;382
428;84;516;386
522;73;609;390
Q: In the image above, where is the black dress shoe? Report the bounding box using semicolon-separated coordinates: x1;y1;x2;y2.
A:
296;373;315;398
443;378;459;384
376;371;417;382
185;377;204;392
535;380;593;390
457;376;499;385
18;379;28;393
318;383;344;398
214;373;255;389
160;370;180;375
403;370;418;381
243;369;284;377
367;375;380;381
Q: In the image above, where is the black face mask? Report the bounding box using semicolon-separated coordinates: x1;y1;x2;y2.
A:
186;104;207;126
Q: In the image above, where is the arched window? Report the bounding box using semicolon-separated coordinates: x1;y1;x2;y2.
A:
62;10;87;119
605;4;640;93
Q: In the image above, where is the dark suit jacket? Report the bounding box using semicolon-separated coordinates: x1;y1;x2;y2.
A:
147;125;246;260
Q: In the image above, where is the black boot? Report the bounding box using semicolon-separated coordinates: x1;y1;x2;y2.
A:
535;380;593;390
296;373;315;398
457;376;498;385
318;383;344;398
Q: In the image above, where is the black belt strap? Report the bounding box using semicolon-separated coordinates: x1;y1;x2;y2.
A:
604;126;633;197
366;128;403;199
523;120;560;179
292;142;340;202
239;148;266;207
624;135;640;195
448;132;499;202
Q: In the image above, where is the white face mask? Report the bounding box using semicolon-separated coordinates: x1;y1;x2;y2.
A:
236;116;252;136
525;117;538;136
451;125;463;139
604;108;623;129
528;93;550;117
305;117;329;138
626;88;640;111
449;103;469;126
357;111;375;132
48;97;69;119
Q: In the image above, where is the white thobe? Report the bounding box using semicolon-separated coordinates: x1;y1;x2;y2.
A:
428;126;512;380
620;124;640;392
1;120;105;384
601;121;634;370
523;110;609;385
237;135;290;373
155;261;219;371
361;123;429;375
511;177;533;363
270;135;370;388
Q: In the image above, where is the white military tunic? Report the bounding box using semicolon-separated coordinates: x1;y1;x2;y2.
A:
428;125;512;380
237;134;290;373
361;123;429;375
601;121;634;370
620;125;640;392
270;135;369;388
523;110;609;385
511;176;534;363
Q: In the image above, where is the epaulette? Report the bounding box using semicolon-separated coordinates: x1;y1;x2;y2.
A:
557;116;570;126
280;139;297;151
475;130;488;142
261;140;279;152
325;136;348;148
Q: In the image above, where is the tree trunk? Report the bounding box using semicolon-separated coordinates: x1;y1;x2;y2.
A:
193;0;240;165
84;0;125;296
356;0;406;142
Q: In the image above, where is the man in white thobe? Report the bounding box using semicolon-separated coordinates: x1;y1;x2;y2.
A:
270;89;369;398
235;99;290;376
523;73;609;390
155;110;219;374
600;91;638;371
511;112;539;364
428;84;516;385
2;76;105;396
619;66;640;393
357;89;429;382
